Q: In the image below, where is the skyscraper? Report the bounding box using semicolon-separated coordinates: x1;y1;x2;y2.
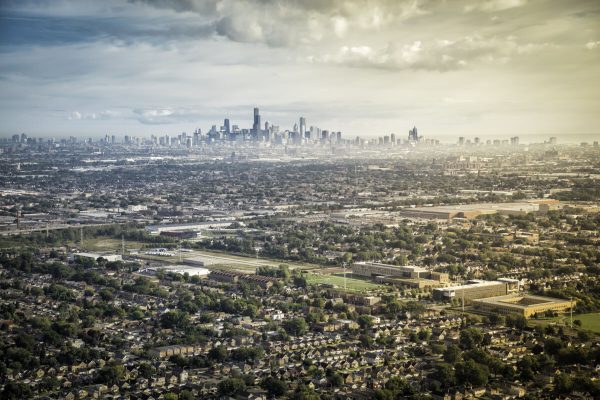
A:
408;126;418;142
299;117;306;136
224;118;230;135
252;107;261;139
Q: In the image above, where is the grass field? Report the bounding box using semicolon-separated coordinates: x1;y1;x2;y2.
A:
306;272;382;292
127;245;321;274
83;238;148;252
19;233;324;274
537;313;600;333
572;313;600;333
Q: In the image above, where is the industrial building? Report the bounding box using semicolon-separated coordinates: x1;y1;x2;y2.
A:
352;262;448;281
472;294;575;318
71;252;122;263
141;265;210;277
145;220;242;235
399;200;560;220
352;262;449;288
433;279;520;304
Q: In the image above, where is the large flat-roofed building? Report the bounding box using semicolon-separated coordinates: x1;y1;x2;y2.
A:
375;276;445;289
71;252;122;263
141;265;210;277
352;262;449;281
145;221;242;235
399;200;560;220
472;294;575;318
433;279;519;303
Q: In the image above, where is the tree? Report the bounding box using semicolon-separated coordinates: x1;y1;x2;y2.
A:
208;345;228;362
455;359;489;387
386;300;402;315
417;328;431;341
179;390;195;400
97;363;125;385
261;376;288;397
459;327;483;350
232;346;264;362
359;333;373;349
578;330;592;341
329;373;344;387
375;389;394;400
384;377;413;396
544;337;563;356
555;373;573;394
1;382;32;400
138;362;156;379
488;313;504;325
169;354;187;368
482;333;492;346
160;310;190;330
443;344;461;363
218;378;246;396
292;385;320;400
432;363;455;388
278;264;291;281
283;317;307;336
357;314;374;329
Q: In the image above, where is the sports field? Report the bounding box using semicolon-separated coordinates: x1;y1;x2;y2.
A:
306;272;382;292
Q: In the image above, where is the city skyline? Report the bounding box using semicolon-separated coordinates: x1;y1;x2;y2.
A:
5;104;589;146
1;0;599;140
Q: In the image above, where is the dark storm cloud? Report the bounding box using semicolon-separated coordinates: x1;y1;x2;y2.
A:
0;9;215;49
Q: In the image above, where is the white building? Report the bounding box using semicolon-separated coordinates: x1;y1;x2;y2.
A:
72;252;122;262
142;265;210;277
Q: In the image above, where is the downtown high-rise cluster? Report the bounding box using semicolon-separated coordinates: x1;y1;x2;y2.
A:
188;107;343;146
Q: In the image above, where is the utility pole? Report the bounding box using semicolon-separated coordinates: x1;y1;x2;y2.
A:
343;263;347;291
354;164;358;206
80;227;84;248
46;223;49;238
121;234;125;255
570;297;573;330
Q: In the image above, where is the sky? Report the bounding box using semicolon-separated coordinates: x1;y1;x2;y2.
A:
0;0;599;141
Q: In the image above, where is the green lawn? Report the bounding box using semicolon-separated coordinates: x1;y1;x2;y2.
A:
306;272;382;292
530;312;600;334
573;313;600;333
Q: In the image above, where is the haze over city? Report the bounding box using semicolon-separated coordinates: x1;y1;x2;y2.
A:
1;0;600;141
3;2;600;400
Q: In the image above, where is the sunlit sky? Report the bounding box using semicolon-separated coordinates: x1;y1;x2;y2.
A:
1;0;599;141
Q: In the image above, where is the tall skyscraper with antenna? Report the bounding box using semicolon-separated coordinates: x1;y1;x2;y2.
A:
252;107;261;139
408;126;418;142
299;117;306;137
